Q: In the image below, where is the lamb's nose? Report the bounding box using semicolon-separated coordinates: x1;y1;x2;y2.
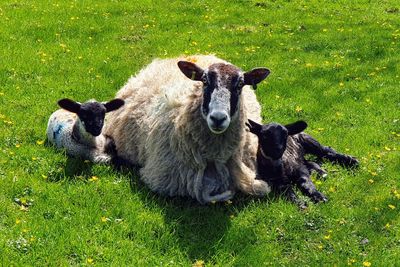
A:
210;111;228;127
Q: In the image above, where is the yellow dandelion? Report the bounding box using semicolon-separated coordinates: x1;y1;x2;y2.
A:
88;176;99;182
339;82;344;87
41;174;48;179
22;228;29;233
369;171;377;176
374;207;379;211
384;146;391;151
87;258;94;264
317;244;323;249
305;63;313;67
20;206;29;211
192;259;205;267
32;157;37;161
229;214;235;219
275;95;280;99
384;223;390;229
15;144;21;148
15;219;21;224
59;43;67;49
20;198;27;205
368;179;374;184
101;216;108;223
315;180;322;185
348;258;356;265
329;186;336;193
295;106;303;113
323;234;331;240
36;140;44;145
388;204;396;210
29;236;36;242
363;261;371;267
322;28;328;32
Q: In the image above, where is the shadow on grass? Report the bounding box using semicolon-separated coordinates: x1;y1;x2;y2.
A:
128;172;258;263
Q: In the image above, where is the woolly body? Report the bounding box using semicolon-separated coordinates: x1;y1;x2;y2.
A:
47;98;124;163
104;55;270;203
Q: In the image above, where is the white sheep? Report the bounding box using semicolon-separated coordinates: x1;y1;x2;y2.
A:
103;55;272;203
47;98;124;163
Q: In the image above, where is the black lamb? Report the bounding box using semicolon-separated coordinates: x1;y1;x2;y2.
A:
246;119;359;209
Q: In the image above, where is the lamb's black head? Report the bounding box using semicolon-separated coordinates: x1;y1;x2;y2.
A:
178;60;270;134
58;98;125;136
246;119;307;160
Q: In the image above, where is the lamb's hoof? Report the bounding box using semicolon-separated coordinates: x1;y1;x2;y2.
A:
347;157;360;168
296;200;308;210
310;192;328;203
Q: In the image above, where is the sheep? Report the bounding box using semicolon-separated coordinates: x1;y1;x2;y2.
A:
103;55;272;204
246;119;359;209
46;98;124;163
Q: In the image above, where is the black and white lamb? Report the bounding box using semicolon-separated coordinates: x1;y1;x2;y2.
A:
246;119;359;209
46;98;124;163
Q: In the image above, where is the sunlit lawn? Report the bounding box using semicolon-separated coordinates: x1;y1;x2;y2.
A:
0;0;399;265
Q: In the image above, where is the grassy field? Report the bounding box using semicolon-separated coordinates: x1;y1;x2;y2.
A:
0;0;399;265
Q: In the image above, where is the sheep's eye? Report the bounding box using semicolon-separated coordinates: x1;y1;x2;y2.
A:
237;80;244;88
202;76;208;85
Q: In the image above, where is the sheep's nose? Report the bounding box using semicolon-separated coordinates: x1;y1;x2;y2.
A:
210;111;228;127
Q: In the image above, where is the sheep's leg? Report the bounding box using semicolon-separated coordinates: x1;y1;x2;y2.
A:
298;133;359;168
294;168;328;203
202;189;234;203
228;156;271;196
200;163;234;203
305;161;327;178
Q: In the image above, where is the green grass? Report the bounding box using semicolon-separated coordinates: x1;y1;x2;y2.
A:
1;0;399;265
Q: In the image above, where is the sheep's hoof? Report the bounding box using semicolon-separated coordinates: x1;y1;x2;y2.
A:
94;155;112;164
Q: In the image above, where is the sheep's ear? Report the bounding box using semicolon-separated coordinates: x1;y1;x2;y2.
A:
58;98;81;113
246;119;262;135
244;68;270;89
177;61;204;81
286;120;307;135
104;99;124;112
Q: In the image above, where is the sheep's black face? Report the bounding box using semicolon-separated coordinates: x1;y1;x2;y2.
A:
178;61;270;135
258;123;288;160
78;102;106;136
200;63;245;134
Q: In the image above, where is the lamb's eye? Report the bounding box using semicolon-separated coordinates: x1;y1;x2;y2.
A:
237;80;244;88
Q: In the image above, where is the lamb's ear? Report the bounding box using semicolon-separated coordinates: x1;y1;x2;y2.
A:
246;119;262;135
177;61;204;81
244;68;270;89
104;99;125;112
58;98;81;113
286;120;308;135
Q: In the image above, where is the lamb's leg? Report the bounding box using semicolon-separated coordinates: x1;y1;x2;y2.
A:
293;167;328;203
268;176;307;210
228;156;271;196
305;161;328;178
65;142;112;164
298;133;359;168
